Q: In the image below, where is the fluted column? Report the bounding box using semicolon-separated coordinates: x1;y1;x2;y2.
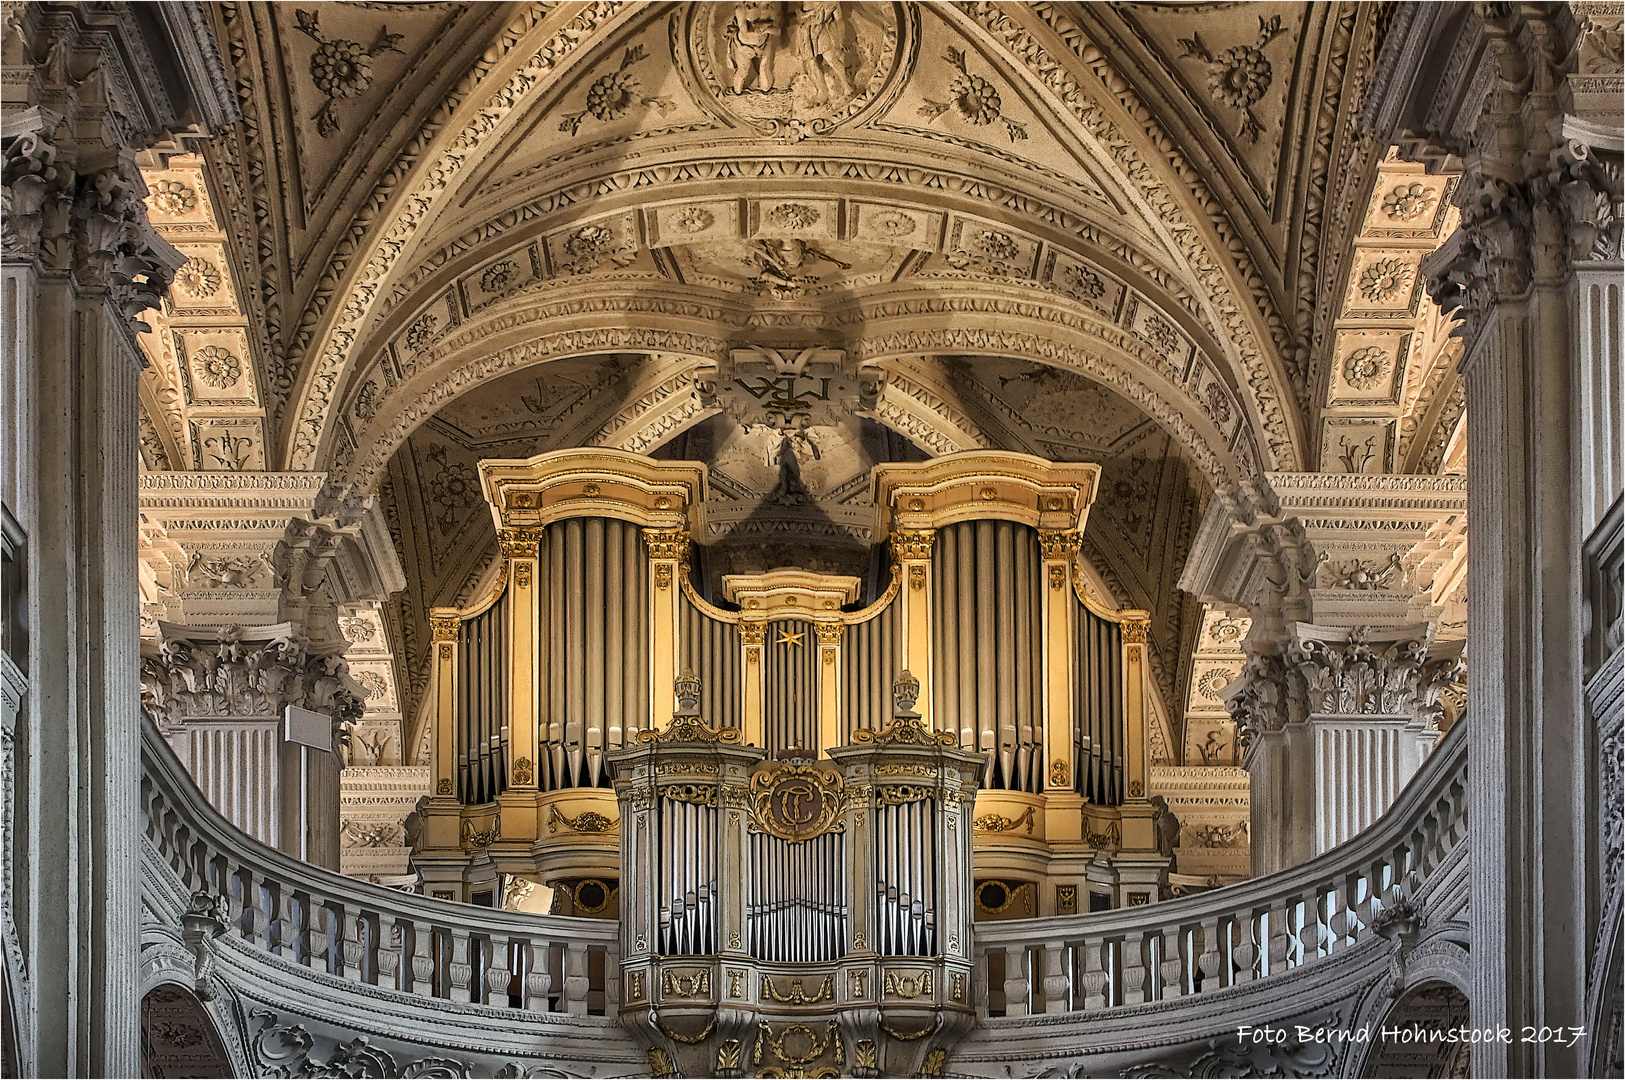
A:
1366;5;1620;1068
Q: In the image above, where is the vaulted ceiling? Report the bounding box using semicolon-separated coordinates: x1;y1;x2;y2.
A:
182;1;1409;486
135;1;1473;752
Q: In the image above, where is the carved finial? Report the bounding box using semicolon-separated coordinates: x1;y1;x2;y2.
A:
893;670;921;718
674;668;702;715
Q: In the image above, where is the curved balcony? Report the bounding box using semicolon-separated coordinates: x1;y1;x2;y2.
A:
140;719;646;1077
141;714;1467;1078
960;718;1469;1077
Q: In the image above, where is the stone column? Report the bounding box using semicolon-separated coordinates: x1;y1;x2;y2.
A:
1368;3;1623;1071
1179;489;1317;875
140;625;365;868
2;6;233;1067
136;475;401;869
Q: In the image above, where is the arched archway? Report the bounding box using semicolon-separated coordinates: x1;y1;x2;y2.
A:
1361;981;1471;1079
140;984;233;1079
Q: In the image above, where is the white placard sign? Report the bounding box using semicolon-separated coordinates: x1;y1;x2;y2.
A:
284;705;334;753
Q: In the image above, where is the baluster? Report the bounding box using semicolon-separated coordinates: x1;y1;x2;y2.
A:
525;939;554;1012
341;907;366;982
292;889;312;963
409;923;435;997
1232;911;1260;984
603;940;620;1015
1080;937;1109;1010
1002;946;1031;1018
1121;933;1148;1005
225;863;253;941
1353;863;1381;942
448;930;474;1003
376;914;402;989
564;942;591;1016
486;933;513;1006
170;824;193;881
1158;926;1184;1000
247;873;272;950
183;837;209;894
1196;917;1223;994
304;896;330;971
271;884;297;958
1327;875;1354;951
1265;900;1293;976
1041;942;1069;1014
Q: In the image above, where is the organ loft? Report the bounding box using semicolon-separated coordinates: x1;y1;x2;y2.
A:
409;434;1162;1075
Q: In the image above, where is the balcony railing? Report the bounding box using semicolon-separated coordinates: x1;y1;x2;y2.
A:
141;718;621;1016
970;717;1467;1017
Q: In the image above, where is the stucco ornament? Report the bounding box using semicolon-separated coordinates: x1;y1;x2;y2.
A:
1359;258;1413;303
918;46;1028;142
686;2;910;142
294;10;404;137
1178;16;1287;143
175;258;221;299
1382;182;1436;222
479;259;519;293
192;345;241;389
1341;346;1389;390
150;179;196;216
558;45;674;136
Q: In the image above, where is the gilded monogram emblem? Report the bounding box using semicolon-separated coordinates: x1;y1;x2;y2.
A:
749;762;845;842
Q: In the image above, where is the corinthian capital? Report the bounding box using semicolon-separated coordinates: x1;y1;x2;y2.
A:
140;624;365;737
1;120;73;258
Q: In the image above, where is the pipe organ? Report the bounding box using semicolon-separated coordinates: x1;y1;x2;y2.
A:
410;447;1169;1075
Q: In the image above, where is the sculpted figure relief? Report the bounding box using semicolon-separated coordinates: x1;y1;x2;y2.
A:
724;2;783;94
693;2;903;139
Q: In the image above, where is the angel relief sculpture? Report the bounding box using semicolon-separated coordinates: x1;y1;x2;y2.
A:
700;1;897;138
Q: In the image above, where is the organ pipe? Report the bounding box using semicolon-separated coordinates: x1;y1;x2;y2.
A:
930;520;1045;791
544;517;649;789
764;620;820;753
456;582;510;804
843;602;897;741
1071;603;1125;804
678;595;743;729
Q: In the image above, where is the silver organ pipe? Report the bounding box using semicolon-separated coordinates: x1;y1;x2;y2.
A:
869;796;937;956
657;793;719;955
746;831;847;963
931;520;1045;791
1071;602;1125;803
456;586;510;803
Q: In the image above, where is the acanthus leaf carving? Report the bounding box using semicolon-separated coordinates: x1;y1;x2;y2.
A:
141;628;366;734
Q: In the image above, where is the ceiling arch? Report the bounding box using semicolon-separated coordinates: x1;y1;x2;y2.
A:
333;264;1247;498
222;1;1396;489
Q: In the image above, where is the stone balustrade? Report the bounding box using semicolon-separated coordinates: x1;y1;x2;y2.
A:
140;702;1468;1076
957;719;1469;1077
139;717;645;1076
973;718;1465;1015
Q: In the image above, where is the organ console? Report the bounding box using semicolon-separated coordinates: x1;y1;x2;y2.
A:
409;447;1167;1074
